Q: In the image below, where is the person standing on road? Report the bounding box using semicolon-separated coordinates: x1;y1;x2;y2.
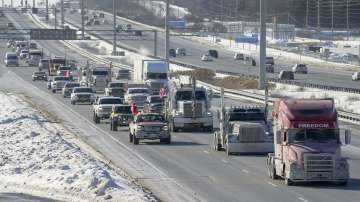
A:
131;102;139;116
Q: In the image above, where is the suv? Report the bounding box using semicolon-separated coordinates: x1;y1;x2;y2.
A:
143;95;164;114
93;97;124;123
4;52;19;67
169;49;176;57
124;87;150;108
115;69;130;80
70;87;95;105
278;70;294;80
292;64;308;74
176;48;186;56
62;82;80;98
109;105;132;131
129;113;170;145
50;76;71;93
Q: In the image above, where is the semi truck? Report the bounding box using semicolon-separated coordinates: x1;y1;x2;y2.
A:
213;89;273;155
166;77;213;132
267;98;351;185
82;66;111;92
133;59;168;94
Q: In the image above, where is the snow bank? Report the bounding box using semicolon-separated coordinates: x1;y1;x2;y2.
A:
0;92;154;202
137;0;191;19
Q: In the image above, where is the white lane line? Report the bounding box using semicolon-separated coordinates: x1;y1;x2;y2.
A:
241;169;249;173
298;197;309;202
267;181;278;187
203;150;209;154
222;159;228;163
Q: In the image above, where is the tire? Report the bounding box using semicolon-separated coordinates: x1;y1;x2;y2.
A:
93;113;100;124
160;136;171;144
133;136;139;145
338;180;348;186
71;101;76;105
129;133;133;143
285;178;295;186
52;89;56;94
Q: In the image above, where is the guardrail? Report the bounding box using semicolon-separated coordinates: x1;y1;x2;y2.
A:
28;13;360;124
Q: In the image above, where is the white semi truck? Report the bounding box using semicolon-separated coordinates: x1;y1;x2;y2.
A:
133;59;168;94
82;66;110;92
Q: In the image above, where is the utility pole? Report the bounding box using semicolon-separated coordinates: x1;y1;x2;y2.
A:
331;0;334;40
81;0;85;39
305;0;309;28
112;0;117;55
10;0;13;8
54;5;57;29
61;0;64;27
154;30;158;57
317;0;321;40
165;0;170;64
46;0;49;20
346;0;350;40
33;0;35;8
259;0;267;90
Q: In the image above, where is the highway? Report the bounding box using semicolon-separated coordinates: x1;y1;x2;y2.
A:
62;10;360;90
2;10;360;202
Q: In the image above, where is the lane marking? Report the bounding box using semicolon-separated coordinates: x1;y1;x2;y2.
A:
203;150;209;154
298;197;309;202
267;181;277;187
241;169;249;174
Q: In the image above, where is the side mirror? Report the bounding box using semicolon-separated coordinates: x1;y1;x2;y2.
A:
345;129;351;145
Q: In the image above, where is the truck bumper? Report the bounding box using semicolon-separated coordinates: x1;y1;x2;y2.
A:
227;142;274;154
135;131;170;140
173;116;213;128
286;162;349;182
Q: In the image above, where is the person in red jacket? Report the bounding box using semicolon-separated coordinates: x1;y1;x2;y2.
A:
131;102;139;116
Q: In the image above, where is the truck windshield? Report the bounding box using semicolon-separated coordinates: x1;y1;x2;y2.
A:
74;88;93;93
52;59;66;64
175;91;206;101
147;73;167;79
129;89;148;94
137;114;164;122
288;129;339;143
115;106;131;114
110;83;125;88
54;77;70;81
92;70;108;76
100;98;123;105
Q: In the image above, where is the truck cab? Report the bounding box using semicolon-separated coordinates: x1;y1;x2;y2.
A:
134;60;168;94
166;84;213;132
88;67;111;92
267;99;351;185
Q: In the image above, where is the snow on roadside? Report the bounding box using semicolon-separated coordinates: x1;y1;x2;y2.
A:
0;92;154;202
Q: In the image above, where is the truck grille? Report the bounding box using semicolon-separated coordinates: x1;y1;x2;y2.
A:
77;94;90;99
183;102;203;117
304;153;334;172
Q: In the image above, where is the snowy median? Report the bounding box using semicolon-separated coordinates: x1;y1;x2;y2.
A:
0;92;155;202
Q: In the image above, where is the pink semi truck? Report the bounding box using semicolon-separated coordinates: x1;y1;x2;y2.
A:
267;98;351;185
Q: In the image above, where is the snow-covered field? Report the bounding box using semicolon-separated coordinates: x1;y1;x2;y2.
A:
0;92;154;202
136;0;190;19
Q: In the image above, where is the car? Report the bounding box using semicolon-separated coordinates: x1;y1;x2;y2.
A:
266;64;274;73
169;49;176;57
208;50;218;58
109;105;133;131
5;52;19;67
56;66;71;76
29;42;37;49
92;97;124;123
70;87;95;105
115;69;130;80
7;22;14;28
105;81;127;98
93;20;100;25
201;54;213;62
19;50;29;59
85;20;92;26
234;53;244;60
102;19;109;24
32;71;47;81
134;30;142;36
50;76;71;93
143;95;165;114
28;50;42;66
278;70;294;80
292;64;308;74
176;48;186;56
62;82;80;98
126;24;132;32
352;72;360;81
129;113;170;145
38;59;50;71
116;24;123;32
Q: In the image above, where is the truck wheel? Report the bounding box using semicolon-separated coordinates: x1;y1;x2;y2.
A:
285;178;295;186
339;181;348;186
213;133;221;151
160;136;171;144
93;113;100;124
226;146;231;156
71;101;76;105
52;89;56;94
204;126;213;133
133;136;139;145
129;133;133;143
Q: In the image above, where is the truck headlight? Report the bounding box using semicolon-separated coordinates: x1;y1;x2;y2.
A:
162;125;168;131
137;125;143;130
175;111;183;116
207;111;212;116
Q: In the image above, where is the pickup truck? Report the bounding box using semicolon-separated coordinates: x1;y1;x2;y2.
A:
105;81;127;98
93;96;124;123
129;113;170;145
